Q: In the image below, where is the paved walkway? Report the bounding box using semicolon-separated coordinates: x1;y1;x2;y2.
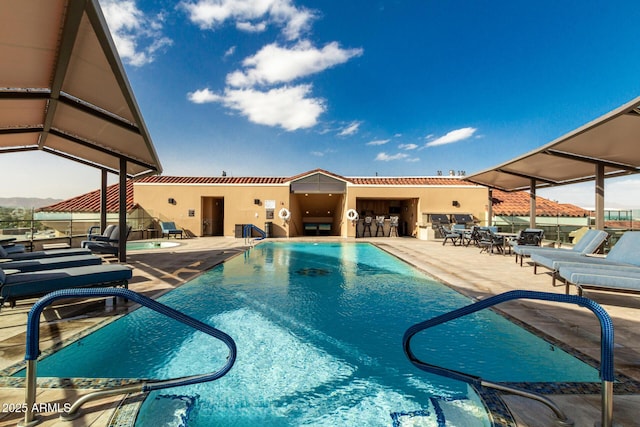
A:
0;236;638;426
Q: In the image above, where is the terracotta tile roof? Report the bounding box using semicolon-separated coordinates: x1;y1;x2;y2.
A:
348;177;473;186
137;175;288;185
37;181;136;213
492;189;589;217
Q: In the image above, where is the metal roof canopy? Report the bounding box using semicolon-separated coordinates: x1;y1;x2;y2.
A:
465;96;640;229
0;0;162;177
0;0;163;261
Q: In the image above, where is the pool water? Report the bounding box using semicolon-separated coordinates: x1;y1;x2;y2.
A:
26;242;599;426
126;241;181;250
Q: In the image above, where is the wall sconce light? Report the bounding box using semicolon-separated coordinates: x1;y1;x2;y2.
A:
452;200;460;207
168;198;176;205
254;199;261;205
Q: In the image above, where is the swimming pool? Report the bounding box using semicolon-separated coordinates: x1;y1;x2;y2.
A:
126;241;181;250
25;242;599;426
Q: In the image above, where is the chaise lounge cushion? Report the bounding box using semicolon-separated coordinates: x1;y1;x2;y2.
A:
0;245;91;261
0;255;102;273
531;231;640;273
557;263;640;295
0;264;132;305
513;229;608;265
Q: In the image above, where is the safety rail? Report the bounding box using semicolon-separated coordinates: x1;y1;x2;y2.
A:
403;290;615;427
243;224;266;246
19;288;236;427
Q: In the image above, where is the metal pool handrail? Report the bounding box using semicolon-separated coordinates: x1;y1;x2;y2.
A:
19;288;237;427
403;290;615;427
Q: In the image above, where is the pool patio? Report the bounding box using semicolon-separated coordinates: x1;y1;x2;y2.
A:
0;236;638;426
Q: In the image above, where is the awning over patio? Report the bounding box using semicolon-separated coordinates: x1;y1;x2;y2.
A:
465;96;640;229
1;0;162;262
0;0;162;177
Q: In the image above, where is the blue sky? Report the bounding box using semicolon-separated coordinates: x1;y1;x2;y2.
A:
3;0;640;209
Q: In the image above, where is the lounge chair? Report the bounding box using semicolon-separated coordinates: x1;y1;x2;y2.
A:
0;264;132;308
160;221;183;239
86;224;117;242
0;244;91;261
531;231;640;284
514;229;607;267
83;226;131;256
557;263;640;296
0;254;102;273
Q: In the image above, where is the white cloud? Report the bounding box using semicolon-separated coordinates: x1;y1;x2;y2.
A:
224;46;236;57
100;0;172;67
226;41;363;87
375;152;409;161
187;88;223;103
425;127;477;147
236;21;267;33
338;121;361;136
180;0;315;40
366;139;390;146
189;84;325;131
399;143;418;150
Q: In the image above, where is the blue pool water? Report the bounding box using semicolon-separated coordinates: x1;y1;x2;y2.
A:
25;242;599;426
126;241;181;250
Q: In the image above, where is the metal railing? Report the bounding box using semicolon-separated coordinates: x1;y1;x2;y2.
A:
19;288;236;427
403;290;615;427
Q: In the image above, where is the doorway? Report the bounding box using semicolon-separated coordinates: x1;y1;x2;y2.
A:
202;197;224;236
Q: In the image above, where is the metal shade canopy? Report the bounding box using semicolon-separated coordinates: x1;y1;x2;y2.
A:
0;0;162;177
465;96;640;192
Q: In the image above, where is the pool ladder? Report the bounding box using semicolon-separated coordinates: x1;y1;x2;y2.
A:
403;290;615;427
18;288;237;427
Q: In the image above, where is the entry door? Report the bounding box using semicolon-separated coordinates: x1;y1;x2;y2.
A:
202;197;224;236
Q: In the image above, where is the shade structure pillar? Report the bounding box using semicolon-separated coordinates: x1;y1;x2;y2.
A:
487;188;493;226
529;179;536;229
595;164;605;230
118;158;127;262
100;169;108;232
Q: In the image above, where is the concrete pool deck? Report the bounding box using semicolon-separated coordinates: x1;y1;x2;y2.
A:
0;236;638;426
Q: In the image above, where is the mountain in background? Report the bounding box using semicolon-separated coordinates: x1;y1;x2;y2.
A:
0;197;62;209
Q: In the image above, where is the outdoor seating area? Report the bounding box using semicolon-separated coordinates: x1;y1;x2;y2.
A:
0;238;132;308
357;215;400;237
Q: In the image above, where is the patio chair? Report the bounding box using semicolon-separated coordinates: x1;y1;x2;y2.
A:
0;263;132;308
557;263;640;296
478;227;504;254
514;229;607;266
531;231;640;284
389;216;399;237
375;216;385;237
362;216;373;237
438;224;461;246
510;228;545;264
0;244;91;261
0;254;102;273
83;226;132;257
160;221;183;239
86;224;117;242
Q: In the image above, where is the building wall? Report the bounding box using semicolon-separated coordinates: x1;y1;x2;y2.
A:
134;181;488;239
134;183;291;237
